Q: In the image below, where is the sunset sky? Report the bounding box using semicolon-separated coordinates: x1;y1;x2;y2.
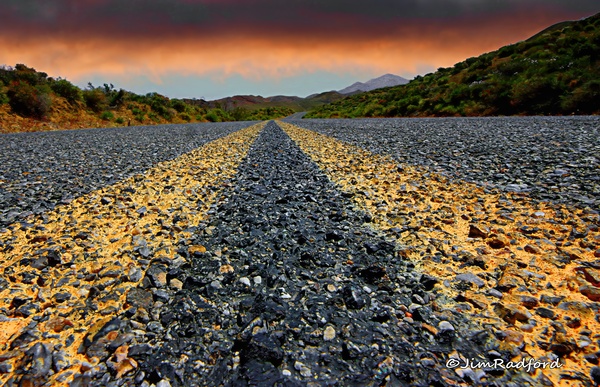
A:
1;1;598;100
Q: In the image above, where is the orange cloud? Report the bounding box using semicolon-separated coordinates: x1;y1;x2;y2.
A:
0;9;591;91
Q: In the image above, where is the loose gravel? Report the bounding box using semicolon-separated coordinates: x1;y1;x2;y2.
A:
0;122;259;229
285;116;600;211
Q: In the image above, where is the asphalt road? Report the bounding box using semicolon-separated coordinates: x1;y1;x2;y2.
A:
0;118;599;386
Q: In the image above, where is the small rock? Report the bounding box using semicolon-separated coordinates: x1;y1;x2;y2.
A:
468;225;488;239
438;321;455;334
146;265;167;288
493;303;531;324
584;353;599;365
520;296;539;309
156;380;172;387
455;273;485;288
524;244;541;254
127;267;142;282
54;292;71;303
0;362;13;373
188;245;207;256
535;307;556;319
580;285;600;301
520;324;534;333
239;277;251;287
342;285;367;309
487;235;509;249
590;367;600;385
126;288;153;310
170;278;183;290
26;342;52;377
294;361;312;377
323;326;336;341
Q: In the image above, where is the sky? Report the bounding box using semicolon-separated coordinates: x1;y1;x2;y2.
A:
1;1;598;100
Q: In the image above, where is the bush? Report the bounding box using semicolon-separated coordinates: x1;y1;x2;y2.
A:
180;112;192;121
83;88;107;112
51;79;82;105
205;110;221;122
100;110;114;120
148;112;160;122
7;82;52;119
171;99;187;113
115;117;125;124
0;87;8;104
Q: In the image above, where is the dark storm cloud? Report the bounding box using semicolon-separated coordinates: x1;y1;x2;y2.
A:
1;0;598;40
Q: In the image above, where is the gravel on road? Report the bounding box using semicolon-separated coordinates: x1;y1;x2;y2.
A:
0;118;599;386
285;116;600;211
0;121;259;230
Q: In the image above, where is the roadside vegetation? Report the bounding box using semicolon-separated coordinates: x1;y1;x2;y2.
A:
0;65;293;133
307;12;600;118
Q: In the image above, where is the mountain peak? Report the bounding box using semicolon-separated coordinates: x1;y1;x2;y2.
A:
338;74;409;94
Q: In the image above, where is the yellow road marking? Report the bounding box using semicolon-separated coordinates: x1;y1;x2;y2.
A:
280;120;600;386
0;122;265;385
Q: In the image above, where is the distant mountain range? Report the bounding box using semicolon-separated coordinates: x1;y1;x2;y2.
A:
185;90;347;112
188;73;410;112
338;74;409;94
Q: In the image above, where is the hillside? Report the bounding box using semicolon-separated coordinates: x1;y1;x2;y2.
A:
0;65;295;133
306;12;600;118
338;74;409;94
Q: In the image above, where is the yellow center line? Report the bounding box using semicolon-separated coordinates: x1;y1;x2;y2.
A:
279;120;600;385
0;122;265;385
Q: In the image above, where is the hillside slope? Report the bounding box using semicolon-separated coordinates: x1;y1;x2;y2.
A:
307;12;600;118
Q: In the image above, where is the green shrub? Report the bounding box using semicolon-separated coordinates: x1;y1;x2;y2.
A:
7;82;52;119
135;114;145;122
115;117;125;124
83;88;107;112
171;99;187;113
100;110;114;120
13;64;47;86
205;110;221;122
51;79;82;105
180;112;192;121
0;87;8;104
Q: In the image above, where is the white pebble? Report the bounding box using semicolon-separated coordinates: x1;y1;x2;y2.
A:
323;326;336;341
